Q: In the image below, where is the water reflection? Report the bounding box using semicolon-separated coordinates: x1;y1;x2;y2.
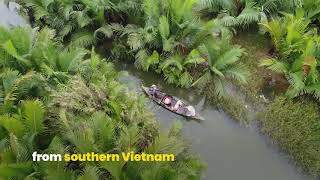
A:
0;2;26;26
115;61;311;180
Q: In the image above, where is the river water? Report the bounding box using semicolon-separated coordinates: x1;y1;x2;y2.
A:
115;62;311;180
0;2;25;26
0;2;312;180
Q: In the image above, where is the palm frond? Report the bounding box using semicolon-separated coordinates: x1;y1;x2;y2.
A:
77;166;100;180
225;64;249;84
69;31;95;48
159;16;170;40
0;162;34;179
179;71;193;87
260;58;289;73
0;115;25;137
25;0;52;20
22;100;45;134
94;25;113;39
58;48;87;72
161;55;183;71
135;50;159;71
184;49;206;66
286;72;305;98
236;2;261;26
127;31;145;51
214;46;244;69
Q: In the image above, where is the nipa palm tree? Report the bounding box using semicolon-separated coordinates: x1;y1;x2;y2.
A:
0;100;45;179
192;30;248;96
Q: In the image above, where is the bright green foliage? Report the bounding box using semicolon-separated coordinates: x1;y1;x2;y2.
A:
118;0;247;88
0;100;45;137
0;24;204;180
0;26;87;76
197;0;297;27
302;0;320;21
260;9;320;100
19;0;112;46
193;31;248;96
0;115;25;137
17;0;146;47
22;100;45;134
123;0;208;81
260;97;320;177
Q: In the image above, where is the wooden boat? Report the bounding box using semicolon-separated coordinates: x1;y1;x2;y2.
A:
142;85;205;121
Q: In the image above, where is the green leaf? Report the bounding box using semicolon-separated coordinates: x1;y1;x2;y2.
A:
0;115;25;137
260;58;289;73
159;16;170;39
77;166;100;180
184;49;206;66
100;159;126;180
94;25;113;39
58;48;87;72
127;32;144;51
2;40;30;67
161;55;183;71
215;47;244;69
0;162;34;179
22;100;45;134
69;31;95;48
210;66;225;78
179;71;193;87
162;37;176;52
137;50;159;71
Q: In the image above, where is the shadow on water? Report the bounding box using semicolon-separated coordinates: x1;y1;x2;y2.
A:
0;3;312;179
114;61;312;180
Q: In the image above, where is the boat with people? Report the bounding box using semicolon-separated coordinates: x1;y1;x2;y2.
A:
142;84;205;121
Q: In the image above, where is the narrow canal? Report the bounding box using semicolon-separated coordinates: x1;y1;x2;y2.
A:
0;2;312;180
115;62;311;180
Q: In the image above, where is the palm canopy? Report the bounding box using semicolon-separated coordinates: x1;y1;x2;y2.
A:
120;0;239;88
260;10;320;100
0;43;204;179
197;0;302;27
0;26;88;79
192;30;248;96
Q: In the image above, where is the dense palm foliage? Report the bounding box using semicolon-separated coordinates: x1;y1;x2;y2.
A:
15;0;249;96
260;9;320;99
121;0;211;87
197;0;320;27
192;30;248;95
15;0;141;47
4;0;320;178
111;0;249;92
0;26;204;179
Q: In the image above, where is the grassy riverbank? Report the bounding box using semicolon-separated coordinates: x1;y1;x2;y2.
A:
260;97;320;177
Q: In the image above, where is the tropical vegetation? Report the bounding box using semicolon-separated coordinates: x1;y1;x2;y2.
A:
0;26;203;179
2;0;320;178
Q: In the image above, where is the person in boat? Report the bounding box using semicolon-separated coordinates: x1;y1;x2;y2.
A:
173;100;183;111
149;84;160;98
162;95;172;106
186;105;196;117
